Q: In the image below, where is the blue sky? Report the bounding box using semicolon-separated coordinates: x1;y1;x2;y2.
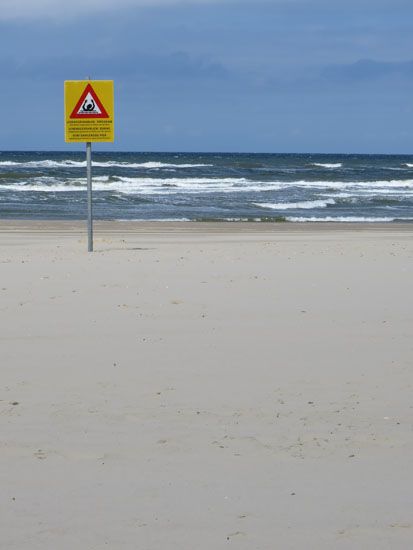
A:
0;0;412;153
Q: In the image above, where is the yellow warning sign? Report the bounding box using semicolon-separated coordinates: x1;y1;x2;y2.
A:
64;80;114;142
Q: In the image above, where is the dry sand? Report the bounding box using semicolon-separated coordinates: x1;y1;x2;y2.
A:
1;221;412;549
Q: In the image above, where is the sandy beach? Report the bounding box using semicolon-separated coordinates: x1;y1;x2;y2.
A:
1;221;412;549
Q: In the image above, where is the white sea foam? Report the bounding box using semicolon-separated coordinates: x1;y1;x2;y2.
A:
284;179;413;190
110;177;268;194
286;216;413;223
0;160;212;169
254;199;335;210
403;163;413;168
115;218;191;222
0;160;86;168
311;163;343;169
2;176;413;195
198;217;264;222
0;177;276;194
92;161;212;169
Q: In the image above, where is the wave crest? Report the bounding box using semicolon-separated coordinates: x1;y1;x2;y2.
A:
311;163;342;169
0;160;212;169
254;199;335;210
286;216;413;222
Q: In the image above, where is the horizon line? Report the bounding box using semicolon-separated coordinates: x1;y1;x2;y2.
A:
0;149;412;156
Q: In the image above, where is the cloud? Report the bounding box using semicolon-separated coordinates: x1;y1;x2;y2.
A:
264;58;413;94
2;0;411;21
321;59;413;82
0;0;232;21
0;50;229;82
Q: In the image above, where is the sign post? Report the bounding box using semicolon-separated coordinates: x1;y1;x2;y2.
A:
86;141;93;251
64;80;114;252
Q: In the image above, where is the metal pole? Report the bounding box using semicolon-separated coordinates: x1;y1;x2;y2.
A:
86;141;93;252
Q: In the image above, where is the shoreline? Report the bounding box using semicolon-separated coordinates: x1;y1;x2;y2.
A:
1;219;413;235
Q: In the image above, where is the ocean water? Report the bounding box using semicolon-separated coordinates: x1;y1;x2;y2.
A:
1;151;413;222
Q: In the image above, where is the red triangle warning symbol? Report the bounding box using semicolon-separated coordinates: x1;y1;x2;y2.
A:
70;83;109;119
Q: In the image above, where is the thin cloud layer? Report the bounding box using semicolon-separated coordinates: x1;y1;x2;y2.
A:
1;0;407;20
0;0;229;20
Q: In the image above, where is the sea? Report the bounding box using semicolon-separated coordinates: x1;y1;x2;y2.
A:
1;151;413;222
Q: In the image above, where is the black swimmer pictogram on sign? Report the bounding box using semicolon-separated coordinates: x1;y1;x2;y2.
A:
82;97;96;112
70;84;109;119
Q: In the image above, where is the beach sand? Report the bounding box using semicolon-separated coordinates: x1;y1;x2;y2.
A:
1;221;412;549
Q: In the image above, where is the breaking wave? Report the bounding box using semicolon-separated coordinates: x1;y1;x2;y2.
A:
0;176;280;194
286;216;413;222
2;151;413;222
287;179;413;189
254;199;335;210
311;163;343;169
0;160;212;169
2;177;413;195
